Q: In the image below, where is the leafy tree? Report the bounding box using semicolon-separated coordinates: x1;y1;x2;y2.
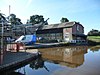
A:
9;14;16;25
88;29;100;36
30;15;48;25
0;13;6;22
16;18;22;25
9;14;22;25
0;13;7;34
60;17;69;23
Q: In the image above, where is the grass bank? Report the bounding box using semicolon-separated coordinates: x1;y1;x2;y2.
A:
87;36;100;42
87;36;100;45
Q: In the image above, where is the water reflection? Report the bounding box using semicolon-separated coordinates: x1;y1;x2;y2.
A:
7;71;25;75
89;45;100;52
2;46;100;75
0;54;3;65
30;55;49;72
38;46;88;68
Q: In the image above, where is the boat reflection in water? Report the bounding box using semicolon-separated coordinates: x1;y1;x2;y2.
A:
38;46;88;68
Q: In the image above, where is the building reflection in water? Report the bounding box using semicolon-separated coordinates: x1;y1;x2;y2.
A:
38;46;88;68
0;53;3;65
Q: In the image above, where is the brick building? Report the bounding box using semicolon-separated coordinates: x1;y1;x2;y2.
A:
11;21;87;43
36;21;87;43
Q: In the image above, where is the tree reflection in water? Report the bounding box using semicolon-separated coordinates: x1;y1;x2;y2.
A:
30;55;49;72
89;45;100;52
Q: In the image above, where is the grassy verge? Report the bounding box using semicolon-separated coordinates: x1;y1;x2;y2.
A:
87;36;100;46
87;36;100;42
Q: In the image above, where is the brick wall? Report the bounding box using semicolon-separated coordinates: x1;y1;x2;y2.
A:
72;24;84;34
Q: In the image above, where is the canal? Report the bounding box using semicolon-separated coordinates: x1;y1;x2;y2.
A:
5;46;100;75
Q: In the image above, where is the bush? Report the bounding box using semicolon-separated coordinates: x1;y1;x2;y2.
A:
88;29;100;36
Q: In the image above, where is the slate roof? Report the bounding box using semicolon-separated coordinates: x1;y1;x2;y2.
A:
13;21;76;31
39;21;75;30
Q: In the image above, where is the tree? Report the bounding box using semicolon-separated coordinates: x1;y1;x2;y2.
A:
9;14;16;25
0;13;7;34
9;14;22;25
16;18;22;25
30;15;48;25
88;29;100;36
0;13;7;22
60;17;69;23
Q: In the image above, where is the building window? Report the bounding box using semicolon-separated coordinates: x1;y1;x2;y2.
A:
55;33;62;40
77;25;79;31
51;33;55;39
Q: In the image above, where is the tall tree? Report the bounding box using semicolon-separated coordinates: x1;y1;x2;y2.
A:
9;14;16;25
16;18;22;25
60;17;69;23
0;13;6;22
9;14;22;25
30;15;48;25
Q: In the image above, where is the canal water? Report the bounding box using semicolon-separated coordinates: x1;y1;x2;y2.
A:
8;46;100;75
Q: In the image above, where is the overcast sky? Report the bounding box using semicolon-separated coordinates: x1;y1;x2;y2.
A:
0;0;100;34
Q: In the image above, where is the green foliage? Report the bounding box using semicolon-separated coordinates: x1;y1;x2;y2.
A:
88;29;100;36
30;15;48;25
60;17;69;23
0;13;7;23
0;13;7;22
87;29;100;45
88;36;100;39
9;14;22;25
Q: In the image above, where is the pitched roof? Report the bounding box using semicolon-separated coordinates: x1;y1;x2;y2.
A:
39;21;75;30
12;21;81;33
